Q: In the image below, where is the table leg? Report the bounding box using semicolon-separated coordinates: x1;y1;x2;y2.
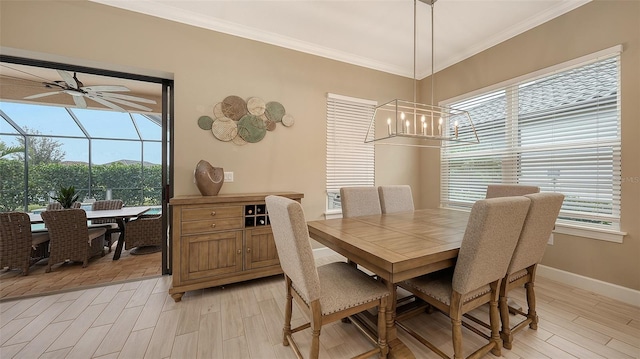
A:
112;218;126;260
382;279;416;359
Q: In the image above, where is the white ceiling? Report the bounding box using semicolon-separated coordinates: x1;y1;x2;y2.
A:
90;0;590;79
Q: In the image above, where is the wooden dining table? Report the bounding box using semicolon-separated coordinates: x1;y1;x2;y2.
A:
29;206;151;260
307;208;470;359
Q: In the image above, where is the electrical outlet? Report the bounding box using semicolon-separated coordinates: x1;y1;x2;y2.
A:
547;233;554;245
224;171;234;182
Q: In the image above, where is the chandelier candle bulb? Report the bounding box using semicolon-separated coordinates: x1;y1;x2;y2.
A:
454;120;459;138
438;117;443;136
387;118;392;136
422;122;427;135
406;120;410;134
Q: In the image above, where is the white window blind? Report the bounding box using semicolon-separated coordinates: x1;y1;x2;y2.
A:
326;93;376;209
441;54;621;230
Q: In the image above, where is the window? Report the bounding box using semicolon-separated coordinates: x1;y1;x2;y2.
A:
326;93;376;213
441;49;622;240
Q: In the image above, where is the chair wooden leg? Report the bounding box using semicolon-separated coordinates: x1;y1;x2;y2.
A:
283;277;293;346
525;281;538;330
310;301;322;359
489;295;503;356
499;294;513;349
450;292;463;359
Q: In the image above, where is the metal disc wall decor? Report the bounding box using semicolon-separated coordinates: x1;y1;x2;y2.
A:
265;101;285;122
198;115;214;130
212;117;238;142
221;95;247;121
196;94;294;145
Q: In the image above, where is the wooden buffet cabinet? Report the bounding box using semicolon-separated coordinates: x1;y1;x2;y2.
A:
169;192;303;302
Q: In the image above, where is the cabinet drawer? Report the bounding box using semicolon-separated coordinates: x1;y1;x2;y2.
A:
182;218;244;235
182;206;242;221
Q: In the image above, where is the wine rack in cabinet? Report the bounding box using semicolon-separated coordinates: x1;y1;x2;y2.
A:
169;192;303;302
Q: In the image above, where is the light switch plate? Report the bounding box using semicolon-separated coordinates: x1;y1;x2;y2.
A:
224;171;234;182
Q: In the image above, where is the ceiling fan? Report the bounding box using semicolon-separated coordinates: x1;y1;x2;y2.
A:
23;70;157;112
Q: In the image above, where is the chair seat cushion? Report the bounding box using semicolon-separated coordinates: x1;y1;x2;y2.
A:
295;261;389;316
88;227;107;243
402;269;490;306
31;232;50;246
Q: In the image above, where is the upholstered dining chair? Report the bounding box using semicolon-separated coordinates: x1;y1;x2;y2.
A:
125;214;163;254
91;199;124;252
340;186;382;218
0;212;41;275
485;184;539;199
496;192;564;349
41;209;106;272
397;196;531;359
378;185;415;214
266;195;390;359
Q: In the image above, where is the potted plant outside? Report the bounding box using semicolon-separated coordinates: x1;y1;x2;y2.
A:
51;185;80;209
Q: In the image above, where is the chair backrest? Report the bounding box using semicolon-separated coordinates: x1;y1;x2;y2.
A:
485;184;540;199
265;195;321;303
452;197;531;295
42;209;90;260
46;202;81;210
340;187;382;218
507;193;564;275
0;212;32;269
91;199;123;224
378;185;415;214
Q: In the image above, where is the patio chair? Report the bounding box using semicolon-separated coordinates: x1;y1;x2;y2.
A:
378;185;415;214
91;199;124;252
41;209;106;272
397;196;531;359
46;202;81;210
125;214;163;255
0;212;35;275
266;195;390;359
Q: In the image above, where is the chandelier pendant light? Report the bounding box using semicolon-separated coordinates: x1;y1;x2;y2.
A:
365;0;479;147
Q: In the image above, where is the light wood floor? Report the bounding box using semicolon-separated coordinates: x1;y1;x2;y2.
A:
1;255;638;359
0;241;162;301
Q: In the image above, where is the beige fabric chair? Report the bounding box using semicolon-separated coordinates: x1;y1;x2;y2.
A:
485;184;539;199
91;199;124;252
0;212;36;275
266;195;390;359
125;214;163;254
498;192;564;349
41;209;106;272
397;196;531;359
378;185;415;214
340;186;382;218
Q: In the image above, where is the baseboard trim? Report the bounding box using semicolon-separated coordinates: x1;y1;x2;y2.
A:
312;248;639;307
537;265;640;307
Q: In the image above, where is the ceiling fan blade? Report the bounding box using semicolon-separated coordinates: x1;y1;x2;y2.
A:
86;95;126;112
24;91;63;99
82;85;130;92
91;95;153;111
96;92;157;104
73;95;87;108
57;70;78;89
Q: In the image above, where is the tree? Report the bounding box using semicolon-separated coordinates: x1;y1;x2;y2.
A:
0;141;24;159
14;128;65;165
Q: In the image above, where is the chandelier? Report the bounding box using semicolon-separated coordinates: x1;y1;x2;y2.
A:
365;0;479;148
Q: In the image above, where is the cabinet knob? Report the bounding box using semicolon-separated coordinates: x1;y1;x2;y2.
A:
237;249;241;255
210;211;216;216
210;223;216;228
246;248;251;253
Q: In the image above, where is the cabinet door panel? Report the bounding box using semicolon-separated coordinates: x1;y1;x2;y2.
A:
245;227;280;270
182;231;243;282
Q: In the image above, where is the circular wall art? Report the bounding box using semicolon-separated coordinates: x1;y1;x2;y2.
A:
265;101;286;122
196;95;294;145
198;115;214;130
221;95;247;121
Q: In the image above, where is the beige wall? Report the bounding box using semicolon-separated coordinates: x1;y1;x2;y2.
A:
0;0;421;222
419;0;640;290
2;0;638;290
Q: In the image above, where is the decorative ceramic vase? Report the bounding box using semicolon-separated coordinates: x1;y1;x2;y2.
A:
194;160;224;196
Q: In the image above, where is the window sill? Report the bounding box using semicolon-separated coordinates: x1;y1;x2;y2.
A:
554;223;626;243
